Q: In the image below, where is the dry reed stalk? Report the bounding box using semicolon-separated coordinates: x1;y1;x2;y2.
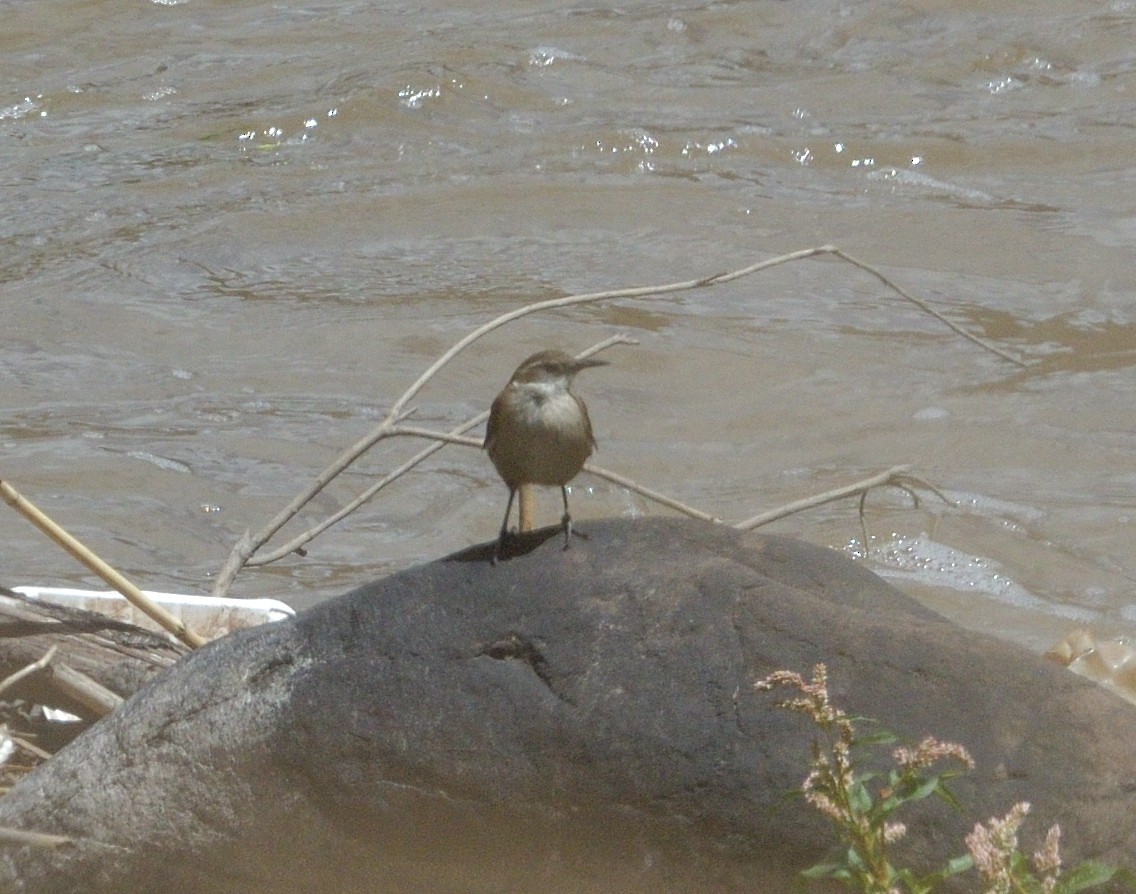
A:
0;826;74;849
44;662;123;717
0;480;206;649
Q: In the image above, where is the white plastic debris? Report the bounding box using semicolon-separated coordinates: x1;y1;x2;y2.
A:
12;587;294;642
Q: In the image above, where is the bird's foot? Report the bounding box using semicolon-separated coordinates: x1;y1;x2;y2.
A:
492;528;512;565
561;513;588;550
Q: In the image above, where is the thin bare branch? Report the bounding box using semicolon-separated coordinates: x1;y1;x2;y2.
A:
380;428;484;449
246;416;488;567
0;645;58;701
216;405;418;580
894;472;956;508
211;529;253;604
234;337;635;574
583;465;722;524
852;469;957;556
827;247;1027;368
573;334;639;361
216;245;1022;593
733;465;914;531
695;245;836;286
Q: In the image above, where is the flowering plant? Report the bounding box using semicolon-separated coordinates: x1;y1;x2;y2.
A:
756;664;1130;894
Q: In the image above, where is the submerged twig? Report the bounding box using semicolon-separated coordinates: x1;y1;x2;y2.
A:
858;489;872;557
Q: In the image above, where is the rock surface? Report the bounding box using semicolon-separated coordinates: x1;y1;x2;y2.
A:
1;518;1134;893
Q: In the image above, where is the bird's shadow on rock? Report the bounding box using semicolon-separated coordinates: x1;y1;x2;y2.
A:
449;525;567;564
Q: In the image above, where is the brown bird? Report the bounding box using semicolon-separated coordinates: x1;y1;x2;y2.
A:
484;349;607;563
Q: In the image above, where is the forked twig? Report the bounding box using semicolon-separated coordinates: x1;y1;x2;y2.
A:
216;247;1023;594
228;335;636;578
246;420;487;567
854;469;956;556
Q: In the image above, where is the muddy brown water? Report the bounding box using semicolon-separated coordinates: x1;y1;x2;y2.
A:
3;0;1135;665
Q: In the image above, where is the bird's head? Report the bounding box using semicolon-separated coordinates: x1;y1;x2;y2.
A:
508;349;607;389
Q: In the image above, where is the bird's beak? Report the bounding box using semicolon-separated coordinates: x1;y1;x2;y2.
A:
571;357;608;371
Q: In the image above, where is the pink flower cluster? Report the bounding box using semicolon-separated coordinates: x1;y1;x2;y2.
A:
755;663;851;733
893;735;975;773
965;802;1062;894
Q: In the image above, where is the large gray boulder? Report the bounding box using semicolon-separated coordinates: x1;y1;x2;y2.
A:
1;518;1133;893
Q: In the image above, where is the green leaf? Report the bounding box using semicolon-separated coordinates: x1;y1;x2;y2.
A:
874;794;901;818
845;846;868;873
800;861;847;880
1006;849;1030;880
931;779;963;812
890;866;919;890
858;729;898;747
901;853;974;893
848;782;874;814
1057;861;1119;894
943;854;975;876
900;775;941;803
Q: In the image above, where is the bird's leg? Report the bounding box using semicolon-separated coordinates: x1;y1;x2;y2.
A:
492;486;517;565
561;486;572;549
558;485;589;549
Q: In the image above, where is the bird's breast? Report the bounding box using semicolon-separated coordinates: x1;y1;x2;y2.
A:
486;385;595;487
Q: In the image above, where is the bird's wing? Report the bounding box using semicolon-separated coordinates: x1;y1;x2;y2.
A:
577;394;598;451
484;393;503;450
